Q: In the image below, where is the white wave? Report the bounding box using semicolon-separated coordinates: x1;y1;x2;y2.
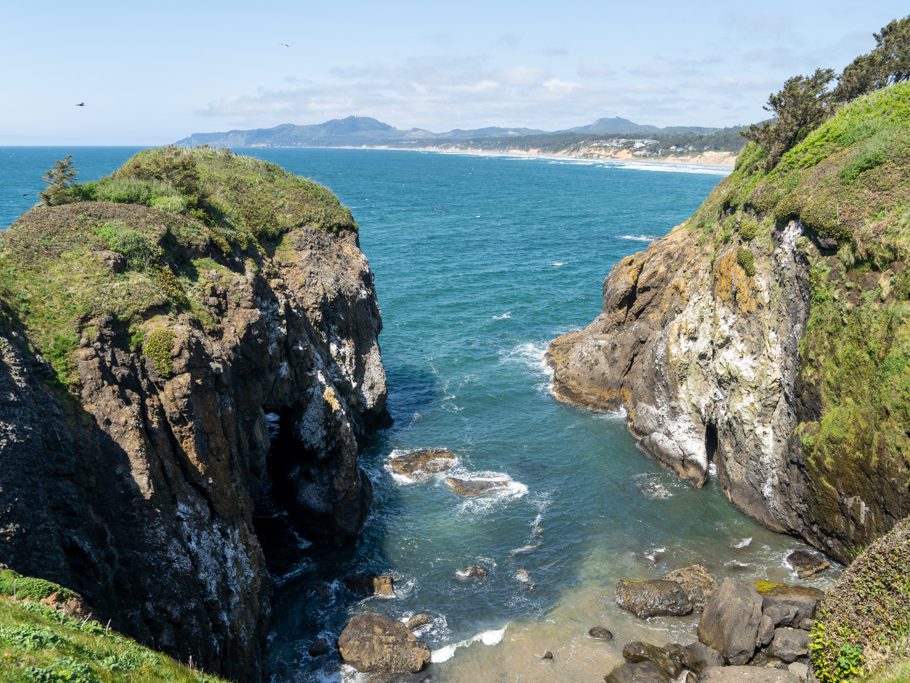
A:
645;546;666;563
733;537;753;549
634;474;672;499
450;474;529;515
725;560;751;570
620;234;657;243
385;448;460;486
551;261;566;267
499;341;554;395
531;512;544;538
492;311;512;320
431;626;508;663
592;406;628;421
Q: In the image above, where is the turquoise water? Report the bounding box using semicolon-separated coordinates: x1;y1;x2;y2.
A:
0;148;834;682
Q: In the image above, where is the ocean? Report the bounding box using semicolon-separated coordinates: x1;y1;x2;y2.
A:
0;147;834;681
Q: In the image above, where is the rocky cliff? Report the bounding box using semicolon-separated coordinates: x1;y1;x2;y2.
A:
548;83;910;565
0;147;388;680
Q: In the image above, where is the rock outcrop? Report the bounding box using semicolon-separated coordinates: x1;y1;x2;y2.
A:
548;84;910;563
338;612;431;674
0;147;389;680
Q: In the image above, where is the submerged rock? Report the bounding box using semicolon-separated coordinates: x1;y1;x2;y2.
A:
388;449;457;481
698;579;763;665
308;639;329;657
338;612;431;674
786;550;830;579
405;614;433;630
445;477;511;496
615;579;693;618
663;563;718;611
344;573;395;597
455;565;490;579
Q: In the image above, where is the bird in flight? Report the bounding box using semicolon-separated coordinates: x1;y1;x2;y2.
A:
75;102;85;107
279;42;290;47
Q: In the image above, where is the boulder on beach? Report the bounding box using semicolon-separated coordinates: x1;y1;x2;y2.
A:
786;549;830;579
604;660;672;683
697;579;763;664
445;476;511;496
338;612;431;674
768;627;809;663
663;563;718;611
615;579;693;618
405;613;433;630
622;641;682;679
588;626;614;641
756;582;824;626
389;448;458;481
698;666;801;682
682;641;724;673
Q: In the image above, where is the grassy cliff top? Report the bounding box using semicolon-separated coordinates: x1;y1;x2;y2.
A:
0;147;354;388
0;569;225;682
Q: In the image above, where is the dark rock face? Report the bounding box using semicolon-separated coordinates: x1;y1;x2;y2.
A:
338;613;430;674
615;579;693;618
0;221;388;680
344;573;395;597
698;579;763;664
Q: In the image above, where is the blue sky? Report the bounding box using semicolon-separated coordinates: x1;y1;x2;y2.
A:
2;1;907;144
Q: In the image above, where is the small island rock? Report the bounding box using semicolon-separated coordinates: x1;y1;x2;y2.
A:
615;579;692;618
338;612;430;674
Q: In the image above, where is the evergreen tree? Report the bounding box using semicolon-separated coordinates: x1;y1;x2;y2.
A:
38;155;78;206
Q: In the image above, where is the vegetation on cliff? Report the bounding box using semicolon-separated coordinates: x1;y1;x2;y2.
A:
811;518;910;682
0;146;356;388
0;569;224;682
689;78;910;557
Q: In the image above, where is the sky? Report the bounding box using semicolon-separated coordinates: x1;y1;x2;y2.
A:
1;1;907;145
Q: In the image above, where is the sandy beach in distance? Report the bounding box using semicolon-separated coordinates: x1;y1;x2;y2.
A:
361;144;737;172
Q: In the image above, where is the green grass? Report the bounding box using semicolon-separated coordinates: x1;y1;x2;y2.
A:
0;146;355;390
0;570;225;682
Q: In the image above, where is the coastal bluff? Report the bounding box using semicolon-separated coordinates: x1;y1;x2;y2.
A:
548;83;910;565
0;147;388;680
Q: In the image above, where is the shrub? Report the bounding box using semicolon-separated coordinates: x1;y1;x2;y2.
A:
736;247;756;276
144;328;175;378
92;223;162;271
38;156;78;206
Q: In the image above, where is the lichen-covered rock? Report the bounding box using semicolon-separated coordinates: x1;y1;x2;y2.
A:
757;582;824;627
338;612;430;674
698;579;763;664
663;563;717;610
615;579;692;618
0;147;389;680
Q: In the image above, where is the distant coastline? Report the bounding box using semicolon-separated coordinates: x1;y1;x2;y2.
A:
353;144;736;172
